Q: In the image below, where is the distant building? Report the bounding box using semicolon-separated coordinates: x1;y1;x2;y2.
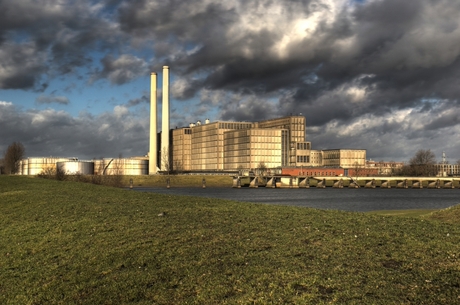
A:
282;167;345;177
322;149;366;168
432;163;460;177
171;116;312;171
366;160;404;176
170;115;368;172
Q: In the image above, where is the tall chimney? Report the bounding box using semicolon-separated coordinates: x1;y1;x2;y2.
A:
149;72;157;174
161;66;170;170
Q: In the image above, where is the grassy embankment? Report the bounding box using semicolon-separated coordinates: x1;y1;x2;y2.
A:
121;174;233;188
1;176;460;304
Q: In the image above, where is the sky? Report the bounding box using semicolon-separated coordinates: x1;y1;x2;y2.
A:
1;0;459;163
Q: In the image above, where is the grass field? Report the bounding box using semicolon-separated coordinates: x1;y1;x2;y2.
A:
1;176;460;304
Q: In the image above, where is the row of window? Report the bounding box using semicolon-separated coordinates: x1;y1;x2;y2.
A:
297;156;310;163
225;150;281;157
224;143;283;150
307;171;340;176
296;142;311;150
224;137;282;145
192;132;219;139
218;123;253;130
191;142;221;149
190;152;219;159
223;156;282;163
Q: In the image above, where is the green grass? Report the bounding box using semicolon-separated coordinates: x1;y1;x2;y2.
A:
1;176;460;304
368;209;438;218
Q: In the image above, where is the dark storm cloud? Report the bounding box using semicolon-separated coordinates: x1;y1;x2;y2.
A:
117;0;460;125
0;42;47;89
117;0;460;160
2;0;460;162
126;95;149;107
219;96;276;122
0;102;149;159
0;0;122;89
90;54;149;85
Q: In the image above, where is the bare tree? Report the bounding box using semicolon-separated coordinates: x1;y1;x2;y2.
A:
351;161;365;180
409;149;436;176
161;148;172;175
0;158;4;174
173;159;183;174
257;161;267;176
101;154;124;187
3;142;25;174
256;161;268;184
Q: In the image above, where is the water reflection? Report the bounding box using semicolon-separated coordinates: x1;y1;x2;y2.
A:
134;187;460;212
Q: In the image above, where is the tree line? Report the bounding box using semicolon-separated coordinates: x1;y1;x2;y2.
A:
0;142;25;175
1;143;459;177
397;149;460;176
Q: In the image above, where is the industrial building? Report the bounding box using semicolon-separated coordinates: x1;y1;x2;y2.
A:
148;69;367;173
169;116;367;172
171;116;315;171
16;67;370;176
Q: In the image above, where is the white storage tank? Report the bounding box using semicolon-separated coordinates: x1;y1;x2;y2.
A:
122;159;148;175
20;159;28;175
27;157;68;175
57;161;95;175
102;158;148;175
93;159;105;175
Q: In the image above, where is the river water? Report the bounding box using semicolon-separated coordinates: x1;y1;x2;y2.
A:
134;187;460;212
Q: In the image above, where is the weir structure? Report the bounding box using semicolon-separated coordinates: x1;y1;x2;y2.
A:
232;175;460;189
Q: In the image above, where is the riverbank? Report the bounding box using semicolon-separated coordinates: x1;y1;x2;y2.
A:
122;174;233;188
1;176;460;304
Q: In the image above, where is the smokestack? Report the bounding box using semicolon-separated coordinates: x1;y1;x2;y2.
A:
161;66;170;170
149;72;157;174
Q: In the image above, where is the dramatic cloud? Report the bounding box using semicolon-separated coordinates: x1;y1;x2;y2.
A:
0;42;47;89
36;94;70;105
0;0;122;88
1;0;460;162
0;102;149;159
90;54;149;85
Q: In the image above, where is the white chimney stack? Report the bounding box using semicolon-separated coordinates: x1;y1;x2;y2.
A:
149;72;157;174
161;66;170;170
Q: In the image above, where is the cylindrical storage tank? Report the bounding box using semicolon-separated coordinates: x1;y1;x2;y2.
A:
93;159;105;175
28;158;44;175
28;157;59;175
101;158;120;175
122;159;148;175
57;161;94;175
21;159;29;175
102;158;148;175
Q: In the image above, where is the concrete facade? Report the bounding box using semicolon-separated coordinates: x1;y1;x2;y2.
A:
171;116;317;171
433;163;460;177
322;149;366;168
366;161;404;176
282;167;345;177
223;128;288;170
170;115;369;172
172;128;191;172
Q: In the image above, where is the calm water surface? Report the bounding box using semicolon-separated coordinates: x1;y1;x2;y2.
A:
134;187;460;212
